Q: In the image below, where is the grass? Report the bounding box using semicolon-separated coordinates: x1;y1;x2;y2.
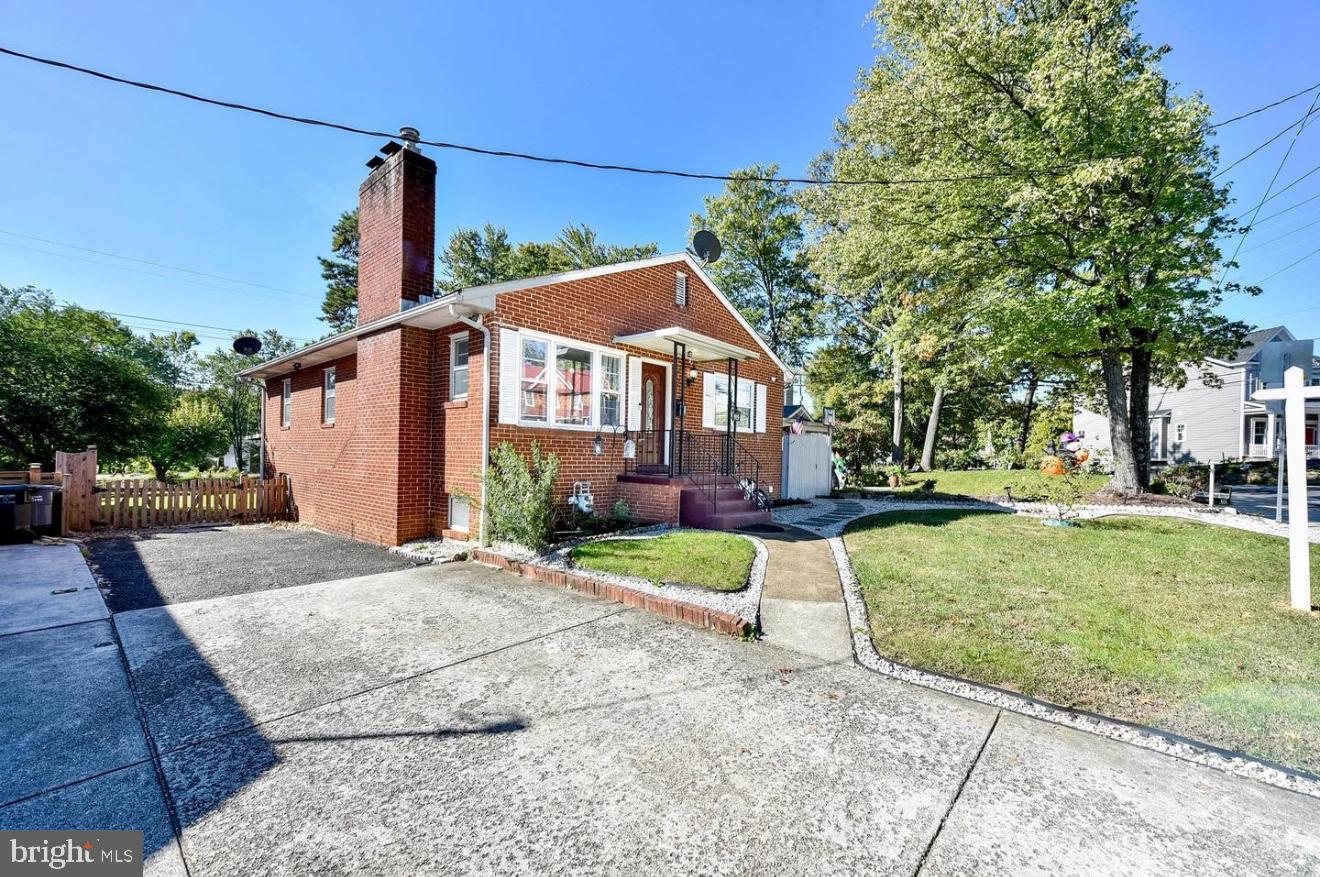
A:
570;531;755;591
844;509;1320;774
884;469;1110;499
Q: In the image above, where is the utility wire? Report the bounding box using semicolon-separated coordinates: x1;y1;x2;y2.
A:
99;310;314;343
1246;190;1320;226
1219;90;1320;289
1213;105;1320;180
0;44;1124;188
1209;79;1320;128
0;228;316;298
1252;244;1320;284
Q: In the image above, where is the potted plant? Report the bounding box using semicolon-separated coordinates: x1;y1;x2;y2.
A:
883;463;905;489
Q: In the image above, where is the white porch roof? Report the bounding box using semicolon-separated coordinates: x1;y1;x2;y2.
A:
612;327;760;363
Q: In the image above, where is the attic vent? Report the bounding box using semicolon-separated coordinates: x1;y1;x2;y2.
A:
675;272;688;308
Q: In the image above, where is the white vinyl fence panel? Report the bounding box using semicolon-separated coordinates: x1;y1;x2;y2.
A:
782;431;833;499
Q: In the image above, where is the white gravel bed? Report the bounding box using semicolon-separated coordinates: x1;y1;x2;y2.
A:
775;496;1320;541
392;537;474;564
484;525;769;626
782;497;1320;799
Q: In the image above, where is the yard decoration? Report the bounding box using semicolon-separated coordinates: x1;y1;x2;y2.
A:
1040;456;1067;476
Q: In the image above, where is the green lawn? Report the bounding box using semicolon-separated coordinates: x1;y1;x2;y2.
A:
887;469;1109;499
844;509;1320;773
570;531;755;591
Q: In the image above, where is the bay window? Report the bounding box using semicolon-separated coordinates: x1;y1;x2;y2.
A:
555;345;593;425
515;332;625;430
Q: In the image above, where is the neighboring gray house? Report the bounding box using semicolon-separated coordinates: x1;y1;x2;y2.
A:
1074;326;1320;465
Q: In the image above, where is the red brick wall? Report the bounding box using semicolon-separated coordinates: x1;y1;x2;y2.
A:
263;256;787;545
618;481;683;525
485;260;786;520
357;148;436;325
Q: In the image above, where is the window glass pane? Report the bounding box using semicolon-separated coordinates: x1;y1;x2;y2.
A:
600;355;622;427
556;345;593;425
282;380;291;427
453;337;469;366
713;374;729;429
737;378;753;430
452;366;468;398
521;338;548;421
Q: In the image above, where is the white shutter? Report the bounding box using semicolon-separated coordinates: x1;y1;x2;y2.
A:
498;328;520;424
627;356;643;431
755;383;767;433
702;372;717;429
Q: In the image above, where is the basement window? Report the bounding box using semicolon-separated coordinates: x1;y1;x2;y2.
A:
449;495;470;533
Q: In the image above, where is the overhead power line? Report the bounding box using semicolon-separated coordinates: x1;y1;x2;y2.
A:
1213;105;1320;180
0;44;1124;188
0;229;316;298
1209;79;1320;128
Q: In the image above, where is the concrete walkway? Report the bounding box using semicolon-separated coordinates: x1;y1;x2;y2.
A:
750;524;855;663
0;543;187;877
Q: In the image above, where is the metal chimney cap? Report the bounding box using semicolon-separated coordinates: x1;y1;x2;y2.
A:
399;127;421;151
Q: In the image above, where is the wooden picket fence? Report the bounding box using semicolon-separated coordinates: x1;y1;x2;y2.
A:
95;474;292;529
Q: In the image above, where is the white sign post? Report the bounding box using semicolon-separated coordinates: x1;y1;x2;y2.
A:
1252;365;1320;611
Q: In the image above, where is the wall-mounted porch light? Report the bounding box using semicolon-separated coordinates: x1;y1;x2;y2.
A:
685;367;700;386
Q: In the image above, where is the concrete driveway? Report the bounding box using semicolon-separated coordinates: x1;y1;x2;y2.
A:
88;525;418;612
4;544;1320;875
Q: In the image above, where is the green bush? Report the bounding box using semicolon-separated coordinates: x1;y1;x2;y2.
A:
482;442;561;550
1007;471;1091;520
934;447;982;470
1152;463;1205;499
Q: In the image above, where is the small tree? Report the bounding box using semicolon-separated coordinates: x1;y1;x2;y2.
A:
318;209;359;333
480;442;561;550
144;395;230;481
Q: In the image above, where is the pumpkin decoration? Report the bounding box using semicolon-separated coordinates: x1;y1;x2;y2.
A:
1040;456;1068;476
1075;449;1090;464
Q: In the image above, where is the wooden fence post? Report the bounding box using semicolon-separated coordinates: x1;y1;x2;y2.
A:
28;463;41;484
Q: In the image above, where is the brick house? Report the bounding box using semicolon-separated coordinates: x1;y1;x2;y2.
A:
241;136;792;547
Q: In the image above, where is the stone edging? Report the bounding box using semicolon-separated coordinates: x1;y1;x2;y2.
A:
814;500;1320;800
472;526;767;638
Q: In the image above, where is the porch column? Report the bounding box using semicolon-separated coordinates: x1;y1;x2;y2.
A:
671;340;688;476
725;357;738;476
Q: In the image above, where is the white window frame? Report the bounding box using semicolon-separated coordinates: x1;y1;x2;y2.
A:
322;367;336;424
515;329;626;431
281;378;292;428
710;373;755;433
1174;423;1185;443
599;352;623;428
449;333;470;400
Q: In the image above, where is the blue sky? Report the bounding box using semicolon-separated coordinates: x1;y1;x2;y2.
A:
1;0;1318;351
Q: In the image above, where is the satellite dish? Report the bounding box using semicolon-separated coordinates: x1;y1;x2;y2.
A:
233;335;263;357
691;230;722;264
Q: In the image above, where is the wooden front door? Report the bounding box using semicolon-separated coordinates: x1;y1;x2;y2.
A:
637;362;669;471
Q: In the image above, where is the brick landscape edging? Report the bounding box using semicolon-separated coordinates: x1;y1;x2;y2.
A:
472;548;754;637
806;501;1320;800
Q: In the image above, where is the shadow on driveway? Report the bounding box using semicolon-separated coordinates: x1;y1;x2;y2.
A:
89;525;419;612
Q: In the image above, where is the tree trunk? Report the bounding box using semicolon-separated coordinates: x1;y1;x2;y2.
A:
152;461;168;482
920;387;946;472
1017;368;1038;457
1127;347;1153;489
1101;348;1141;492
890;351;904;465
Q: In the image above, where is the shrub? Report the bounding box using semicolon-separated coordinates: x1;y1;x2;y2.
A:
481;442;561;550
935;447;982;470
1008;471;1091;520
1152;463;1205;499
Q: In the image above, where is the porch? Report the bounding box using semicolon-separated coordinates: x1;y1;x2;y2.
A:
611;327;774;530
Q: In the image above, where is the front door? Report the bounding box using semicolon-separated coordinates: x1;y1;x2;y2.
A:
637;362;669;471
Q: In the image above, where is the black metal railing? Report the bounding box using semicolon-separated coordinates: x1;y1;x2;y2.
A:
622;429;769;516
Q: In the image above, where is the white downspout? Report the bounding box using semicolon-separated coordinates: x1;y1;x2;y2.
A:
451;305;491;546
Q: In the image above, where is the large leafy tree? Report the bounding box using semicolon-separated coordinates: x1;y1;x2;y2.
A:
0;286;174;469
806;0;1250;492
198;330;299;473
692;165;819;367
143;394;230;480
318;209;359;333
438;223;657;291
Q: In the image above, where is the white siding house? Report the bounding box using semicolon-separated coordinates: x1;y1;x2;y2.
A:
1074;326;1320;465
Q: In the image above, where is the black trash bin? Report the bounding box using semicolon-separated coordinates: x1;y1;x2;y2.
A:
0;485;32;536
27;484;60;531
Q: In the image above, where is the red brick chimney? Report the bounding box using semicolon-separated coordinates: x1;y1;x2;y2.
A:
357;128;437;325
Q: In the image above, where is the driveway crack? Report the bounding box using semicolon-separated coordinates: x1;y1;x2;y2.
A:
912;709;1001;876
